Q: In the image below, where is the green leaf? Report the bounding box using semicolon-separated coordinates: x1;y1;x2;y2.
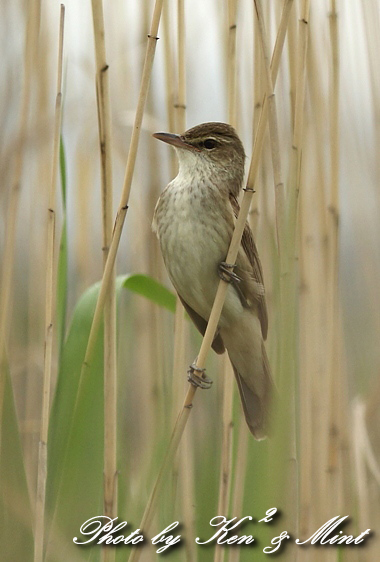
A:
45;274;175;561
0;369;33;560
120;273;176;312
46;282;104;562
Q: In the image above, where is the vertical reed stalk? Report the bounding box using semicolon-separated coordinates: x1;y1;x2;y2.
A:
255;1;305;556
172;4;198;560
288;0;310;236
214;4;238;560
288;0;309;553
325;0;343;536
91;3;117;562
214;362;234;562
227;0;238;128
254;4;296;542
172;0;186;389
72;0;164;433
180;428;197;562
227;423;248;562
297;135;318;550
162;0;176;174
175;0;186;133
304;34;330;537
34;6;65;562
254;0;286;261
250;10;264;228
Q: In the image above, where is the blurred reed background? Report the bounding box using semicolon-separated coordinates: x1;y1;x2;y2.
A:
0;1;380;561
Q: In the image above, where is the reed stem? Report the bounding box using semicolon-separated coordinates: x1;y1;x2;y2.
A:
91;3;118;562
34;6;65;562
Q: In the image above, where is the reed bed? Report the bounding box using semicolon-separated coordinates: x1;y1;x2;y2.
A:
0;1;379;562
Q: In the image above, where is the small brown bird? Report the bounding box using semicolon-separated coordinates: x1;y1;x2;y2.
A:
152;122;273;439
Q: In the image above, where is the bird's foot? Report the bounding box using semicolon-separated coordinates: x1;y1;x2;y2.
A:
187;363;213;389
218;261;241;284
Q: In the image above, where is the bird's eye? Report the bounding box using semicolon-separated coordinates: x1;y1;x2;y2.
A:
203;138;217;149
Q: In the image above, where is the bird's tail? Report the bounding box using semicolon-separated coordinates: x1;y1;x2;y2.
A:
229;342;273;440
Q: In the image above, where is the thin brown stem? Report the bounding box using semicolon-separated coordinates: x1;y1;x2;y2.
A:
91;3;117;562
34;6;65;562
254;0;299;554
325;0;343;527
73;0;164;442
214;6;239;561
176;0;186;133
214;360;234;562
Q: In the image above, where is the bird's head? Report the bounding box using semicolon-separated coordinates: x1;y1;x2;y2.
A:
153;122;246;193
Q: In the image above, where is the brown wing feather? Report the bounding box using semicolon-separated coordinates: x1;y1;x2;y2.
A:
178;295;225;354
229;193;268;339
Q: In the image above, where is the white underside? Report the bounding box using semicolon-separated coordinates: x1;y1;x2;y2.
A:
154;176;244;329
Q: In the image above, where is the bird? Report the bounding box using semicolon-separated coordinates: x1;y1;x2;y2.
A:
152;122;273;439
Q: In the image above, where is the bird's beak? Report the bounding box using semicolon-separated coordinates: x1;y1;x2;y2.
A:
152;132;199;151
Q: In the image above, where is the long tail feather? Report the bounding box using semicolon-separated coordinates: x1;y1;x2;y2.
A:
230;343;273;440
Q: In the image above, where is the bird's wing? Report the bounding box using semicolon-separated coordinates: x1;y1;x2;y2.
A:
229;193;268;339
178;295;225;354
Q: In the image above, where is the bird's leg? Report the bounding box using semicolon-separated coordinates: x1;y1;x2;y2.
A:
218;261;250;308
218;261;241;284
187;362;213;389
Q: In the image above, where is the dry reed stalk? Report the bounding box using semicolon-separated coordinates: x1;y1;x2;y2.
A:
362;0;380;195
247;0;293;301
286;2;297;126
74;147;94;291
90;3;117;562
252;3;264;137
325;0;344;543
214;361;234;562
172;4;197;558
297;150;317;552
248;0;293;214
70;0;163;439
303;33;331;538
214;4;238;560
227;422;248;562
226;0;238;129
353;399;371;537
172;0;187;410
285;0;310;552
307;34;329;246
34;6;65;562
254;0;286;263
0;0;39;452
180;431;198;562
287;0;310;254
254;7;299;554
249;10;265;231
128;7;292;560
162;0;176;175
175;0;186;133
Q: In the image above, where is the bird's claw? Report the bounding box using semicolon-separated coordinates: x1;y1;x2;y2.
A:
187;363;213;389
218;261;241;284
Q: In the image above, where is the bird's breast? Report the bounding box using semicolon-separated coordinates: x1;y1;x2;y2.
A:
153;179;242;324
